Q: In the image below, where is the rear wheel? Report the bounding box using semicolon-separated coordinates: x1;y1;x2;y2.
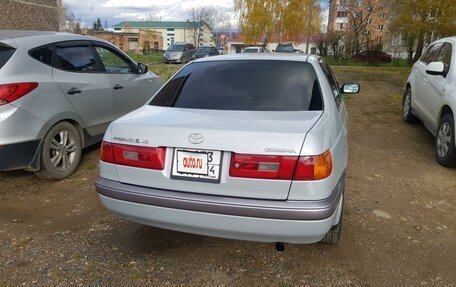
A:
34;122;82;180
321;193;344;244
403;88;418;123
436;113;456;167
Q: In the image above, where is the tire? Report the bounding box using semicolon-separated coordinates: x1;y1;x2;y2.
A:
403;88;418;123
34;122;82;180
321;193;344;244
435;113;456;167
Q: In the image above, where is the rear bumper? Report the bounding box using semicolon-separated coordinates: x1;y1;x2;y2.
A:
0;140;42;171
95;174;344;243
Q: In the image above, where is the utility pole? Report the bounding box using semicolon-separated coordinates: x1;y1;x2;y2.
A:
306;0;314;54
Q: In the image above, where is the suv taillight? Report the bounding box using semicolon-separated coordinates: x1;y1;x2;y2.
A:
101;141;166;170
0;82;39;106
230;150;332;181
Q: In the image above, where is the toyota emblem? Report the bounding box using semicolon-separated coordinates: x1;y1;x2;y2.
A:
188;133;204;144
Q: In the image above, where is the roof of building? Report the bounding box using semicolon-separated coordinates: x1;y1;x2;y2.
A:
113;21;207;29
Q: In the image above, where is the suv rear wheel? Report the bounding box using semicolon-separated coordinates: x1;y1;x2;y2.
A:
35;121;82;180
436;113;456;167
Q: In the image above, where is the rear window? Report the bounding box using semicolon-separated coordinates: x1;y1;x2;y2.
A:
276;45;294;53
54;46;98;72
0;45;15;69
150;60;322;111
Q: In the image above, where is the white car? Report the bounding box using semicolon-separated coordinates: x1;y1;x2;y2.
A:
95;54;360;245
243;46;270;53
404;37;456;166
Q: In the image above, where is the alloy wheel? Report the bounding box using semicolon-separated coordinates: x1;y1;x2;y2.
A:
49;130;78;171
437;122;451;158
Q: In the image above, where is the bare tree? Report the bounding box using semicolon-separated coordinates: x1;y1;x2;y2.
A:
57;0;77;32
187;6;229;45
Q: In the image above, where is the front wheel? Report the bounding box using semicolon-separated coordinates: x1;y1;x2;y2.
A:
403;88;418;123
436;113;456;167
34;122;82;180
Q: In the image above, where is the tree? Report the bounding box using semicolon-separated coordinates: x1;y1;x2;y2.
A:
389;0;456;63
338;0;389;56
57;0;77;32
73;21;82;34
235;0;321;46
93;18;103;31
186;6;228;45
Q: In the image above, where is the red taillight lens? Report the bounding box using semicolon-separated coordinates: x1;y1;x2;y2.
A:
229;150;332;181
294;150;332;180
100;141;166;170
0;82;39;106
230;154;297;180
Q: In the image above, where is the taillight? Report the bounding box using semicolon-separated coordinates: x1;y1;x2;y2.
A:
0;82;39;106
294;150;332;180
229;150;332;181
230;154;297;180
100;141;166;170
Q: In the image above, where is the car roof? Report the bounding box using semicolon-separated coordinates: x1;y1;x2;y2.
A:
193;53;318;63
0;30;112;49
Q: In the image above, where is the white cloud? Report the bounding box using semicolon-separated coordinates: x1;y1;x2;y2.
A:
64;0;235;27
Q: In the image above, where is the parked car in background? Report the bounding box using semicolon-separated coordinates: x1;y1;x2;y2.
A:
218;47;225;55
274;43;298;53
96;54;360;245
0;31;163;179
163;42;196;64
192;46;220;59
355;50;392;63
243;46;270;53
403;37;456;167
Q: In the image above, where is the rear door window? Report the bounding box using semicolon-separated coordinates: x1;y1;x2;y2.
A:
0;45;16;69
150;60;323;111
320;62;341;107
54;45;99;72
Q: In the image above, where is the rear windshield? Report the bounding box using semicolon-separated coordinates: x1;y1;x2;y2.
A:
167;44;184;52
197;47;211;53
276;45;294;52
244;48;259;53
0;45;16;69
150;60;322;111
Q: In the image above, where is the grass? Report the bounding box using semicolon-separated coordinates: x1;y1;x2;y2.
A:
126;51;163;64
325;56;411;68
148;63;182;81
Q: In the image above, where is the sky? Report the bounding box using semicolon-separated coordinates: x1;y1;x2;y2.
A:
64;0;329;29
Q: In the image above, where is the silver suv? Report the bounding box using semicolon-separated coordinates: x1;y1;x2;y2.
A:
0;31;163;179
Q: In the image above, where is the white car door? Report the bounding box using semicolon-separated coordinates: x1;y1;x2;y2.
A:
421;42;453;130
415;42;444;125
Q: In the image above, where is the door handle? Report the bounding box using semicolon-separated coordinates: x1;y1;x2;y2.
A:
113;84;123;90
67;87;81;95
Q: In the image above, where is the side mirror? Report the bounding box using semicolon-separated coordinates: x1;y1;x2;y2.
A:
426;62;445;76
341;83;360;94
137;63;148;74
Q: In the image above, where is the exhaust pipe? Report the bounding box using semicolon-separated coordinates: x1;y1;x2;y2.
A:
275;242;285;252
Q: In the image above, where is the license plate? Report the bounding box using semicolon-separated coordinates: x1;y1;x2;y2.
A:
171;148;222;183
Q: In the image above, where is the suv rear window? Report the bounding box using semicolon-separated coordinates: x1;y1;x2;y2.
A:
150;60;322;111
275;44;295;53
0;45;16;69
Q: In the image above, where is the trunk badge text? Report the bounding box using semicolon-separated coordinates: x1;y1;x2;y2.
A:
188;133;204;144
113;137;149;145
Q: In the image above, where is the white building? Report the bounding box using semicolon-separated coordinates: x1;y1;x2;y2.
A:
113;21;213;50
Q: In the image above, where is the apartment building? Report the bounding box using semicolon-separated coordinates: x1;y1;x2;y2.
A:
328;0;403;54
112;21;213;50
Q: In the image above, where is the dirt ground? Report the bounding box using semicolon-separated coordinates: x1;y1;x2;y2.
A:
1;66;455;287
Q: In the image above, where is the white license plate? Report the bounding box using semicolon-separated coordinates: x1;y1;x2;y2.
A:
171;148;222;183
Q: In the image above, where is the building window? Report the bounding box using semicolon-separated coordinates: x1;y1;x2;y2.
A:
380;13;386;19
339;0;347;7
167;28;174;31
367;18;372;24
337;11;347;17
114;28;121;31
338;23;345;30
154;41;159;49
378;24;384;31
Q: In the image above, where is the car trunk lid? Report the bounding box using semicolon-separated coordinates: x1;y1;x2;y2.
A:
108;106;322;200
